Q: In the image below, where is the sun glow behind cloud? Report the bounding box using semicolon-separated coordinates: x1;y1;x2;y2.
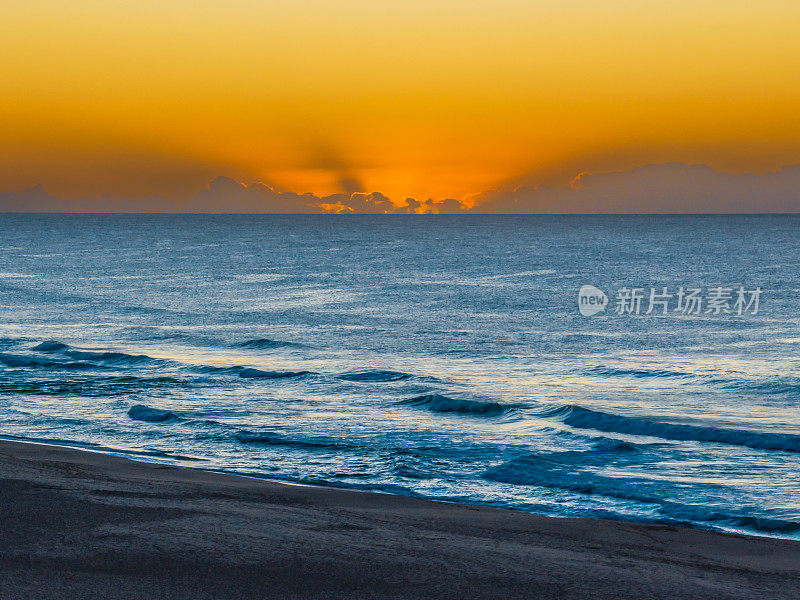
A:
1;1;799;206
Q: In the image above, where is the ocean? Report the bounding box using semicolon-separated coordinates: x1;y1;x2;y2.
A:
1;214;799;538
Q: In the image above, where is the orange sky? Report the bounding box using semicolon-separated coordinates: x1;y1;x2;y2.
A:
2;1;799;205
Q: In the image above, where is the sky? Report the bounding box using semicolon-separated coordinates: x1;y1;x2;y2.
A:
1;1;799;212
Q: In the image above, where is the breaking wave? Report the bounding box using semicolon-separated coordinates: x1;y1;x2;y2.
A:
558;405;800;452
338;370;412;382
194;365;314;379
0;352;102;371
586;365;695;379
398;394;520;417
484;453;800;534
127;404;179;423
236;338;306;350
32;341;70;352
32;341;156;365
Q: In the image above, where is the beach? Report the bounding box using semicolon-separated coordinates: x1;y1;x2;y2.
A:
1;440;798;599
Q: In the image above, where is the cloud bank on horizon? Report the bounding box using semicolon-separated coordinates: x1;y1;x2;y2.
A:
2;163;799;214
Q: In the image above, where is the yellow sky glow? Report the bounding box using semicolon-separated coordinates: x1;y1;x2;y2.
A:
1;0;799;203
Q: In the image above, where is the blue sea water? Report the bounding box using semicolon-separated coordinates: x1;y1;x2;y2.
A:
1;214;799;538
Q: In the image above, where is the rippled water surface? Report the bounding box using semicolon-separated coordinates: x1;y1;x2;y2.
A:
1;214;799;537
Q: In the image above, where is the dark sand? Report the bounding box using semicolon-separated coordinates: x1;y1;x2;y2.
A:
1;440;798;599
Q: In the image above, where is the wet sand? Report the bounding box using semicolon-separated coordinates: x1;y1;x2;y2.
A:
1;439;798;599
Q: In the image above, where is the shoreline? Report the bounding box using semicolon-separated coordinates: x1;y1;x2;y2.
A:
3;434;794;542
1;439;798;599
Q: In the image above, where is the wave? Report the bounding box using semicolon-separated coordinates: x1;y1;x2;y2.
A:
713;378;800;397
552;428;664;453
127;404;179;423
122;331;306;351
485;454;665;501
559;405;800;452
338;370;412;382
398;394;520;417
512;439;648;469
65;349;154;365
0;352;103;371
586;365;695;379
660;504;800;534
590;437;641;453
194;365;313;379
236;338;306;350
587;364;800;397
33;341;156;366
32;341;70;352
0;337;22;349
32;340;312;379
234;367;312;379
484;453;800;534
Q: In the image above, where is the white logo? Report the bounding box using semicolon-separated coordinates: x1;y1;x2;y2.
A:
576;285;761;317
578;285;608;316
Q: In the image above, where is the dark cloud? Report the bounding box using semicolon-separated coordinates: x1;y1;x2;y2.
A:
471;163;800;213
396;198;424;214
0;184;169;212
0;177;321;213
187;177;322;213
337;192;395;214
428;198;468;214
0;144;251;202
3;164;799;213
